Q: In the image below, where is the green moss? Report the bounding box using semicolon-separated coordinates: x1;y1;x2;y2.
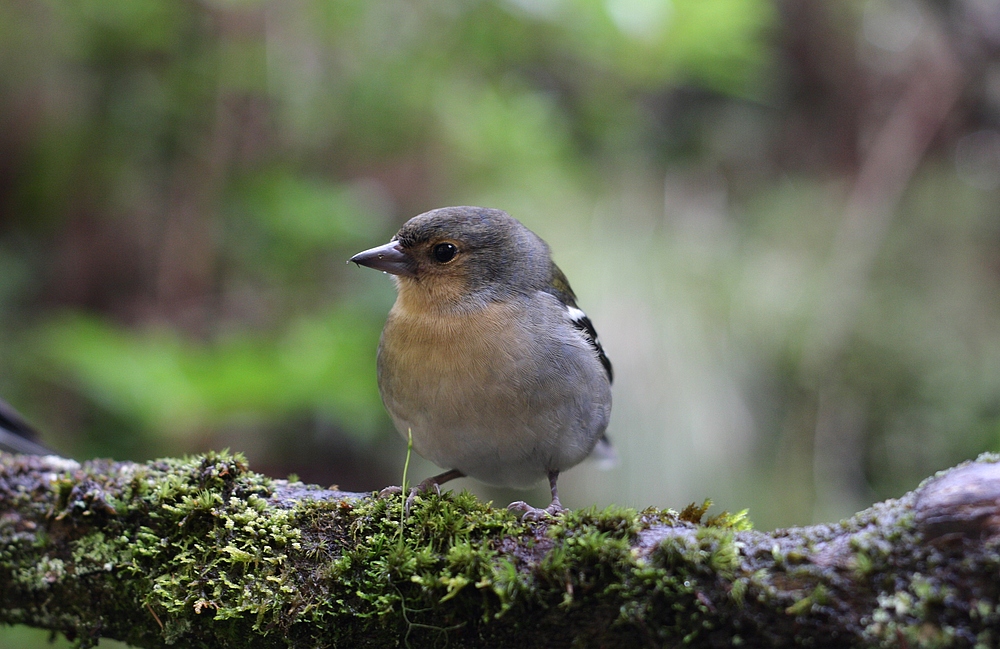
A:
359;498;753;646
133;457;746;645
33;451;1000;647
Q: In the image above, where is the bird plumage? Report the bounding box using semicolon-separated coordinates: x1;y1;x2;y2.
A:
351;206;613;515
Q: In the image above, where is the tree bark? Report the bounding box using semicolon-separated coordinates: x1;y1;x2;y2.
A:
1;451;998;648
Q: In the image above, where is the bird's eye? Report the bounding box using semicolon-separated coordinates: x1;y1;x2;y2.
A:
432;242;458;263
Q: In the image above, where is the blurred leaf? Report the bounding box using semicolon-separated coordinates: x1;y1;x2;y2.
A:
504;0;774;93
59;0;187;56
239;173;387;251
0;624;133;649
664;0;776;96
436;79;577;190
36;310;383;440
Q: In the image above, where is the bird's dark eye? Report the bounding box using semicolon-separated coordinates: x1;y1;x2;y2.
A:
432;242;458;263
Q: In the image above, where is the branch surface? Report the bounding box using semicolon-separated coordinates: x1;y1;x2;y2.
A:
1;451;999;648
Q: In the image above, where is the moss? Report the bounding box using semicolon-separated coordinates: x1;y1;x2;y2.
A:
0;452;298;646
6;452;1000;648
2;452;769;647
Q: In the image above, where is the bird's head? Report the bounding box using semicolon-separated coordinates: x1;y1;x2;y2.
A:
350;206;549;311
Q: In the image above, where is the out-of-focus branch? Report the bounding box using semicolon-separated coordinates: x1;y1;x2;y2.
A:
799;10;965;522
804;14;964;374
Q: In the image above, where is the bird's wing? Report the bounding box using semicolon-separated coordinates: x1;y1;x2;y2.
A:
547;263;613;383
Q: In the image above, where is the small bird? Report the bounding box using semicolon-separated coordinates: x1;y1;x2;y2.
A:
350;206;613;518
0;397;55;456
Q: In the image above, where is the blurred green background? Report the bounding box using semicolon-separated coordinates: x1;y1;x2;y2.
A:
3;0;1000;644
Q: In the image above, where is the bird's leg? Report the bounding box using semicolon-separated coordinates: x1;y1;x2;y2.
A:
508;470;565;521
545;470;564;514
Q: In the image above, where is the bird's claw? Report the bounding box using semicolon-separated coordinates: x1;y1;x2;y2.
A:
507;500;565;521
404;488;419;516
381;469;464;516
378;485;403;499
403;481;442;515
377;484;422;515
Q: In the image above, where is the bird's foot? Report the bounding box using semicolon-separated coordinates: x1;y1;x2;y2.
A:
378;485;403;498
380;469;465;515
507;500;566;521
376;484;435;514
404;480;443;515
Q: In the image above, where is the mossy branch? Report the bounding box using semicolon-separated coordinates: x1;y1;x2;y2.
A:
1;452;999;648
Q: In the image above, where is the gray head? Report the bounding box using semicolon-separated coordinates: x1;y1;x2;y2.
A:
350;207;551;305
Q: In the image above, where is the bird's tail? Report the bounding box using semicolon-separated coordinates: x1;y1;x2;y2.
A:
589;433;619;471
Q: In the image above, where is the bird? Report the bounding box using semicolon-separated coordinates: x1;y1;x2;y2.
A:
350;206;613;518
0;397;55;456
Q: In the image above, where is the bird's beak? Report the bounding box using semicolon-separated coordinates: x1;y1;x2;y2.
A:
349;241;416;277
